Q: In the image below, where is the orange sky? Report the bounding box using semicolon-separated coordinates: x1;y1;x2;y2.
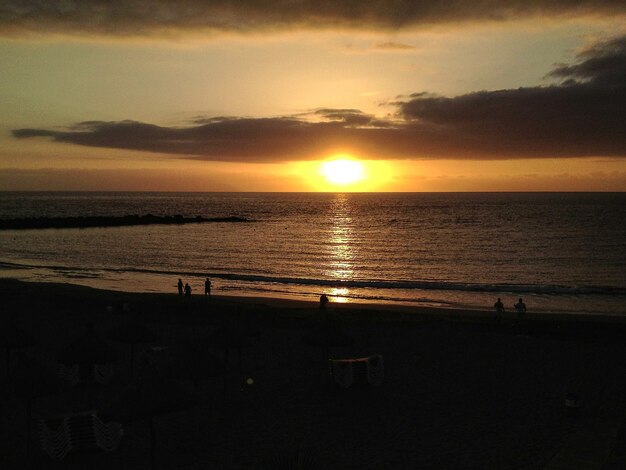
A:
1;2;625;191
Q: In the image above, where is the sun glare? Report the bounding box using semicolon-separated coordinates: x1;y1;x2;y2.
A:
320;159;366;186
291;157;392;191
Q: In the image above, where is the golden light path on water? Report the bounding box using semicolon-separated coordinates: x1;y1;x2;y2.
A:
325;193;354;303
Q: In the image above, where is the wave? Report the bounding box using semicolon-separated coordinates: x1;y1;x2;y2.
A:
2;259;625;297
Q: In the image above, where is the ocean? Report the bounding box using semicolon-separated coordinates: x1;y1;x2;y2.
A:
1;192;625;316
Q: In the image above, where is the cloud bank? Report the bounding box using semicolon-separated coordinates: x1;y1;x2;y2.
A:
1;1;625;37
13;35;626;161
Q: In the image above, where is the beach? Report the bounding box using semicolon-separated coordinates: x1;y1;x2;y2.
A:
2;278;626;469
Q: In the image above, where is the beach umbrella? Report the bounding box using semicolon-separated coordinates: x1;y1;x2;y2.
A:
152;341;227;389
107;317;158;377
301;323;354;347
302;323;354;384
5;353;67;400
57;322;120;382
0;315;37;374
142;341;231;463
102;375;199;470
204;324;254;373
302;317;354;365
3;353;69;463
261;446;323;470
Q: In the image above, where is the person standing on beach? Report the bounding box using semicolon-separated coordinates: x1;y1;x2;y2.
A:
514;298;526;317
204;277;212;298
319;294;329;310
184;282;192;299
494;298;505;323
177;278;183;296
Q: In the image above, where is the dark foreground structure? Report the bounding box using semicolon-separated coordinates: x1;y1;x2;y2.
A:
1;278;626;469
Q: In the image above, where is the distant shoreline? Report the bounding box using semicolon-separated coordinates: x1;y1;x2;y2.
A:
0;214;251;230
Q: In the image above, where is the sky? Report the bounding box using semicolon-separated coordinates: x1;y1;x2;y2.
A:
1;1;625;192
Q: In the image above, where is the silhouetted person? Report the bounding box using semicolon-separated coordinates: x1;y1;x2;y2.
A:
514;298;526;316
177;278;183;296
184;283;192;299
204;277;212;298
319;294;329;310
494;297;505;323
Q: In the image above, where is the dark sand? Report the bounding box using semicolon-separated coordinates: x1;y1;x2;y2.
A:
1;278;626;469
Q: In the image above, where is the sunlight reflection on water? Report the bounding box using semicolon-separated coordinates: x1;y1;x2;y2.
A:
325;194;355;303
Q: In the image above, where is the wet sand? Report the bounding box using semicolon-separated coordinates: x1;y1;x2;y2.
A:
1;278;626;469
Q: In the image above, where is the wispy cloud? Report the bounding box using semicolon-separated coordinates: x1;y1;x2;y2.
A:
1;1;624;38
13;35;626;161
375;41;415;51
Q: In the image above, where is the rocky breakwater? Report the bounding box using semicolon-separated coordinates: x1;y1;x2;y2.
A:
0;214;251;230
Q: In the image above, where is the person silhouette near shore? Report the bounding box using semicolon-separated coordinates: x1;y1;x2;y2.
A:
494;298;505;323
319;294;329;310
184;283;192;299
205;277;212;298
514;298;526;317
177;278;183;296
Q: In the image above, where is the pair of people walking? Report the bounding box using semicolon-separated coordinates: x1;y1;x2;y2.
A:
177;278;192;298
494;297;527;317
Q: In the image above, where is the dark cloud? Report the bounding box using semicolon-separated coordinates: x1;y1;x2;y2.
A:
12;117;403;161
1;1;624;37
396;34;626;158
12;35;626;161
548;35;626;86
313;109;378;126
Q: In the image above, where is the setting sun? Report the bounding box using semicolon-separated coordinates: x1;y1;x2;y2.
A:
320;159;366;186
292;158;392;192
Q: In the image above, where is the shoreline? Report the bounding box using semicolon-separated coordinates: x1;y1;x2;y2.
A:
3;277;626;326
2;259;624;317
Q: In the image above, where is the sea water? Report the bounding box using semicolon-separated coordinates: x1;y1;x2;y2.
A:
0;192;625;315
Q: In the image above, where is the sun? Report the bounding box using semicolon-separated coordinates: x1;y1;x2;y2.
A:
320;158;366;185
